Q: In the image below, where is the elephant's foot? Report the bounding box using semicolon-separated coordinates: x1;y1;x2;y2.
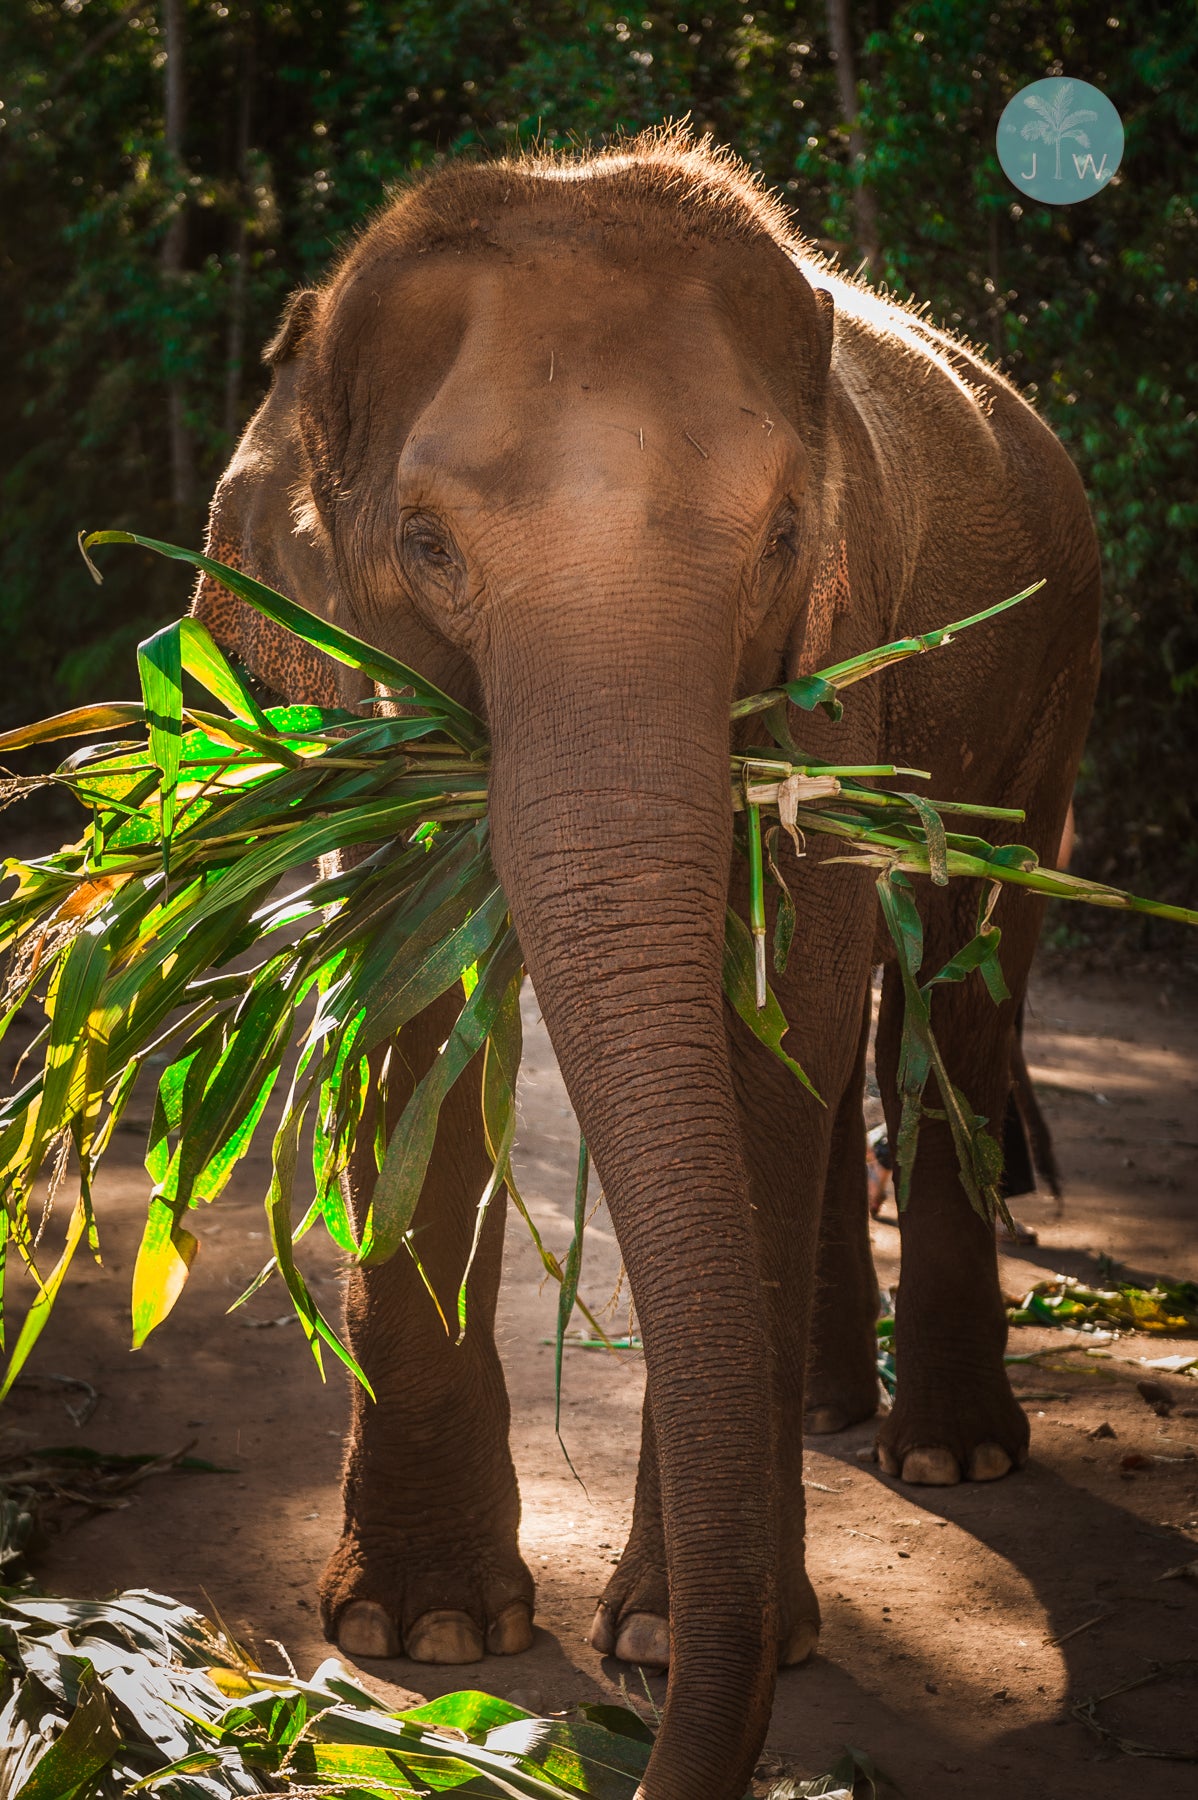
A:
589;1544;819;1670
805;1298;881;1436
803;1367;879;1436
320;1530;535;1664
876;1374;1029;1487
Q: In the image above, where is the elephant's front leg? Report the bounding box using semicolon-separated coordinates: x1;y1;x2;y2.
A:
320;992;535;1663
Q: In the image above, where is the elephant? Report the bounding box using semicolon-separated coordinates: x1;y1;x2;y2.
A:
192;132;1100;1800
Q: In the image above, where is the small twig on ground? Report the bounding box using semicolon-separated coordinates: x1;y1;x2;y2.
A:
1070;1659;1198;1761
12;1373;99;1427
1044;1609;1113;1647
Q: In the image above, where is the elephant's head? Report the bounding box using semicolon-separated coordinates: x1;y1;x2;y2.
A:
196;139;848;1800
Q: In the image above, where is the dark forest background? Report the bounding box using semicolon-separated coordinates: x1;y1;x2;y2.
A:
1;2;1194;906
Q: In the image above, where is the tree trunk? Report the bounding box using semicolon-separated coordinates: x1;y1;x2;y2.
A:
825;0;881;272
161;0;195;516
223;11;255;444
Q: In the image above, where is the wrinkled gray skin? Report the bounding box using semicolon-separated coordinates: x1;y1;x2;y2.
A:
193;138;1100;1800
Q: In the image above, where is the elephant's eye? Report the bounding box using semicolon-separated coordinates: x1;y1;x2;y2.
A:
761;507;797;563
402;514;458;570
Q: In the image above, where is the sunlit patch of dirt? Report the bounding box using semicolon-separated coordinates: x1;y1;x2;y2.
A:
6;962;1196;1799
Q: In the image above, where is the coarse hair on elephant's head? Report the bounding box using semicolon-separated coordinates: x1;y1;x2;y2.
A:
195;129;856;1800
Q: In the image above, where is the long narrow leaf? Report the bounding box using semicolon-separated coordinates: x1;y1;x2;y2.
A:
82;531;487;753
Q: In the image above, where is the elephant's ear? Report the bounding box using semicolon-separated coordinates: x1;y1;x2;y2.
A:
728;247;836;449
192;288;342;707
812;286;835;373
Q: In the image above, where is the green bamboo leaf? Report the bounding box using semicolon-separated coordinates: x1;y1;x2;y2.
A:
10;1664;122;1800
398;1692;534;1738
722;908;822;1104
574;1704;655;1747
877;864;924;981
877;870;932;1207
0;1195;90;1400
2;919;111;1195
816;581;1046;690
311;1024;367;1254
338;867;508;1062
351;884;510;1061
282;1740;443;1786
100;804;418;1013
360;931;523;1266
294;1703;573;1798
553;1136;589;1475
0;1210;9;1353
457;968;524;1340
136;620;184;856
901;792;949;886
923;927;1009;1003
763;825;797;976
177;615;271;730
180;709;303;768
487;1716;650;1798
0;702;145;753
264;1099;373;1393
730;581;1044;722
83;531;487;752
781;673;843;720
146;1036;223;1185
130;1197;199;1349
985;842;1039;870
877;869;1008;1226
162;964;298;1209
746;803;767;1007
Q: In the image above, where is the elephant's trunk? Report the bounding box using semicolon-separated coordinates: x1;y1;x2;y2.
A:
486;589;777;1800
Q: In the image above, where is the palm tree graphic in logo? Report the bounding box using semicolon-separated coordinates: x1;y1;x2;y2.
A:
1020;80;1098;181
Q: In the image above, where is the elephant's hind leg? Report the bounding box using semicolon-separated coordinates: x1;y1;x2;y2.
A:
319;992;534;1663
873;889;1037;1489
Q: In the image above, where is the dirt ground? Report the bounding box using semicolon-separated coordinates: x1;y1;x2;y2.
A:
3;961;1197;1799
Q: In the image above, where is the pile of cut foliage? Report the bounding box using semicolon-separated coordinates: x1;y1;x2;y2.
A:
1007;1273;1198;1335
0;1559;872;1798
0;1584;667;1799
1;534;1194;1397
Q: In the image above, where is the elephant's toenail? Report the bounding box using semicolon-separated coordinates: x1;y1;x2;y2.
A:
588;1604;616;1656
805;1406;847;1435
968;1442;1013;1482
406;1609;485;1664
780;1619;820;1666
614;1612;670;1668
487;1601;534;1655
337;1600;399;1659
900;1446;960;1486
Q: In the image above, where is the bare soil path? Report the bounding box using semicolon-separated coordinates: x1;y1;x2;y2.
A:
4;966;1196;1799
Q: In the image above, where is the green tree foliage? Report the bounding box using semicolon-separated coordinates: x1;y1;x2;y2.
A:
1;2;1193;896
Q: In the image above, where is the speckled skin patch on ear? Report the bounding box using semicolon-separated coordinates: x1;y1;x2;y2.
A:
193;530;340;707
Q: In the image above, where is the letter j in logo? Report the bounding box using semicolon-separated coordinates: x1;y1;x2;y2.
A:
997;78;1123;204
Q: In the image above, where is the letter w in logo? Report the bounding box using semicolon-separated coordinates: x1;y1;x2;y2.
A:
1072;152;1110;182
